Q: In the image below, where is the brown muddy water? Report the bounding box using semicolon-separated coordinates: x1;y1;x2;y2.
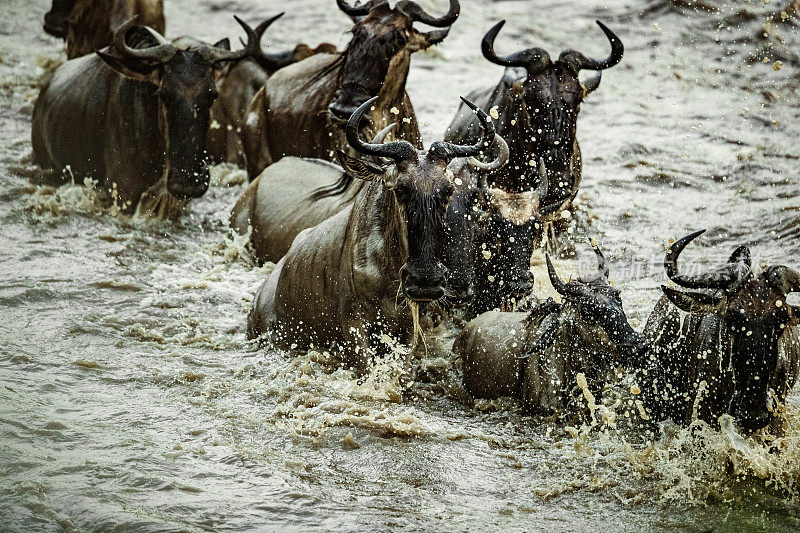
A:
1;0;800;531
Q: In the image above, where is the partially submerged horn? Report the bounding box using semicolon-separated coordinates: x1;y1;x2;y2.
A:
482;20;551;73
113;16;177;63
346;97;416;162
468;133;509;171
433;97;495;160
397;0;460;27
665;229;750;290
198;15;265;64
559;20;623;72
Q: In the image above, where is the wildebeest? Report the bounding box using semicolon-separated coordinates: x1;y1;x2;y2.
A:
247;96;495;374
455;232;800;430
455;245;647;415
469;159;564;314
241;0;459;180
230;123;399;263
32;17;262;215
445;19;623;246
642;230;800;430
201;13;338;166
43;0;165;59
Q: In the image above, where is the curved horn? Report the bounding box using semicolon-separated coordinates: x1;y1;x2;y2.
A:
113;17;176;63
367;123;396;164
432;97;495;160
337;0;386;17
482;20;551;72
559;20;623;72
546;254;569;297
397;0;460;27
665;229;749;290
198;15;263;64
346;97;416;162
244;12;301;71
468;133;509;171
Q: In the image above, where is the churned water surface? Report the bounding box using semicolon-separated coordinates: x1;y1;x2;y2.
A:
1;0;799;531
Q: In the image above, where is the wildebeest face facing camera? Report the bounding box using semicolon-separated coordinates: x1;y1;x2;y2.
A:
44;0;76;37
328;0;458;122
97;17;266;199
156;51;220;199
519;64;585;151
473;176;556;311
338;95;496;303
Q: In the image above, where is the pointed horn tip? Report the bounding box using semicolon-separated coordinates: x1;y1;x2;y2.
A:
459;96;478;111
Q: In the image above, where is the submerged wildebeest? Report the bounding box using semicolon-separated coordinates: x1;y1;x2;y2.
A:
241;0;459;180
43;0;165;59
445;19;623;247
455;233;800;430
32;17;263;215
455;245;647;415
197;13;338;166
247;96;495;374
641;230;800;431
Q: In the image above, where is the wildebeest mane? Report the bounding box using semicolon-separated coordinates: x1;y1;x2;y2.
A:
309;172;354;200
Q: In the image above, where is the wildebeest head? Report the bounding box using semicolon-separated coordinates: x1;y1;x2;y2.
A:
96;16;265;199
336;96;496;303
441;134;510;305
481;19;623;198
43;0;76;37
473;159;562;311
327;0;459;122
544;246;647;368
662;230;800;430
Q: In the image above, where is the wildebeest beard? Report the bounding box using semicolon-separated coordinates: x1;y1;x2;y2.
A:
399;186;449;302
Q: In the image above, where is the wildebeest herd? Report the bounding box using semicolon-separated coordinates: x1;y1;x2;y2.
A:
33;0;799;434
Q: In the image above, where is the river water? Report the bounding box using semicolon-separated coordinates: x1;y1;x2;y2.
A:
1;0;799;531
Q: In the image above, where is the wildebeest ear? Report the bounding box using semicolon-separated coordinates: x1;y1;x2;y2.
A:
336;150;385;183
96;51;162;84
661;285;720;314
213;38;231;50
